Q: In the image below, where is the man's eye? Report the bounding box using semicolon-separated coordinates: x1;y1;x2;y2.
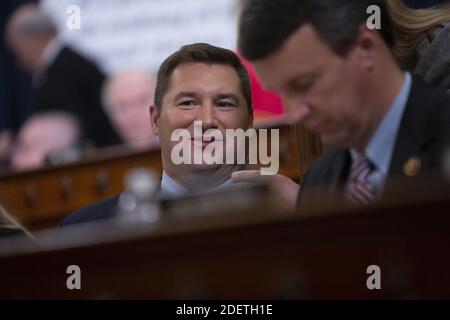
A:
295;81;312;91
177;100;196;107
217;101;236;108
289;78;315;93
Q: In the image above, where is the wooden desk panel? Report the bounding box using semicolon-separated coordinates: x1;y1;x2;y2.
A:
0;192;449;299
0;147;163;229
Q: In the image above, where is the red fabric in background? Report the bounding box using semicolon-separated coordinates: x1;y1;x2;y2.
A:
239;56;284;121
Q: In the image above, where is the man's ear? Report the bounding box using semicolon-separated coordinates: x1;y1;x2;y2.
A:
354;24;377;71
149;105;160;135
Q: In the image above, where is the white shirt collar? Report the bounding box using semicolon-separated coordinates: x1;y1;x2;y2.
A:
40;38;63;70
160;170;234;198
350;72;412;176
33;38;63;87
349;72;412;195
160;171;189;198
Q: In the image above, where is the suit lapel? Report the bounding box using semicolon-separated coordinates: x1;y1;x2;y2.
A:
329;149;352;186
389;79;438;178
318;149;352;201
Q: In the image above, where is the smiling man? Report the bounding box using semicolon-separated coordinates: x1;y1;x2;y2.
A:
237;0;450;206
150;47;253;191
60;43;254;226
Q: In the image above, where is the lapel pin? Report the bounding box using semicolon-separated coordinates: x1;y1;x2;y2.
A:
403;156;421;177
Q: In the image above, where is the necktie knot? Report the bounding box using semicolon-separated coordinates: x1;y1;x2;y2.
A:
350;152;374;179
346;152;376;206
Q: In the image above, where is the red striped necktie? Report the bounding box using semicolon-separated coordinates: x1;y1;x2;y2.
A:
346;152;376;206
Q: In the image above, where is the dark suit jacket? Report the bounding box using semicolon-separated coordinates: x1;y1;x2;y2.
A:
298;78;450;206
34;46;121;147
59;195;119;227
59;177;244;227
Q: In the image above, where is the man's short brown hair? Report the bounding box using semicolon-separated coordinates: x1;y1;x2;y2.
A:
154;43;253;118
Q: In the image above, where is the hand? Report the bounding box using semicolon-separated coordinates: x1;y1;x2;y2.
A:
231;170;300;210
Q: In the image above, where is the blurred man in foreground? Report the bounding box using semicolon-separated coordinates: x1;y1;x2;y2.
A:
236;0;450;206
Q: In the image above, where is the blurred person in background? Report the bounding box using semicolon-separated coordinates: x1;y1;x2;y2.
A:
388;0;450;93
1;0;34;168
102;70;160;150
403;0;446;9
9;111;82;171
0;131;13;169
5;3;121;148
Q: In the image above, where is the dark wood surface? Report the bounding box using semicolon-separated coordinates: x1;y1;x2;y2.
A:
0;183;449;299
0;146;163;229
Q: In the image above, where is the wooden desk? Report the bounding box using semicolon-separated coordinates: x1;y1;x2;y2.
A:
0;146;163;229
0;185;449;299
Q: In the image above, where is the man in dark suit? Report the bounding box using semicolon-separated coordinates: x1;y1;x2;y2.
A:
5;3;120;148
60;43;254;227
236;0;450;206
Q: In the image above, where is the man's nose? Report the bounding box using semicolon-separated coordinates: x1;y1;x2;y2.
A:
199;102;218;129
283;97;312;125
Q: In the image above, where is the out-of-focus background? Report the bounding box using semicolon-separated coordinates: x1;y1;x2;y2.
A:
1;0;286;174
2;0;447;174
